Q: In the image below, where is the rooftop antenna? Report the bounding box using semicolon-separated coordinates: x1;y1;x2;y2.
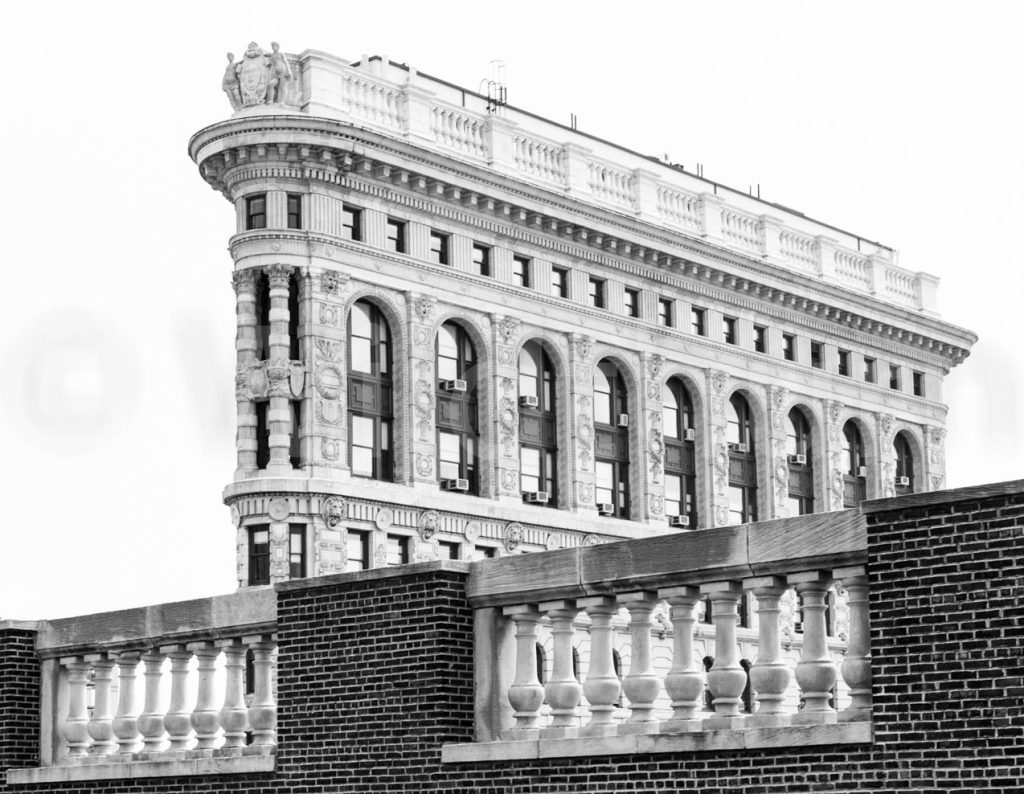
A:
570;113;578;130
482;60;507;113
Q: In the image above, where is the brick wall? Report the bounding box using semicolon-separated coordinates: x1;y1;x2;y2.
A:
4;483;1024;792
0;630;38;780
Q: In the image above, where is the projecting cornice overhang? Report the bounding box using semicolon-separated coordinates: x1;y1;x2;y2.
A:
189;116;976;369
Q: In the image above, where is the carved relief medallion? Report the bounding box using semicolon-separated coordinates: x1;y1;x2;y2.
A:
375;507;394;530
321;496;348;528
502;522;524;552
268;498;290;521
418;510;441;541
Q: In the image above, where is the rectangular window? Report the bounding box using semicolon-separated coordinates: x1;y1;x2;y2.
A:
587;276;605;308
288;524;306;579
386;534;409;566
782;333;796;361
691;307;706;337
889;364;901;390
723;317;737;345
429;231;449;265
475;545;497;559
286;194;302;229
255;401;269;469
753;325;767;353
246;195;267;230
912;371;924;397
624;288;639;318
346;530;369;572
385;218;406;253
471;243;491;277
551;266;569;298
864;357;876;383
512;255;531;288
658;298;673;327
810;341;823;369
341;205;362;241
290;400;303;469
838;349;851;377
439;541;460;560
248;525;270;585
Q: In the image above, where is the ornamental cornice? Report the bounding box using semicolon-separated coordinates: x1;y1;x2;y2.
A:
197;122;973;367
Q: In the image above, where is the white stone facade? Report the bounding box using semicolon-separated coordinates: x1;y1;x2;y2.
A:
188;49;975;587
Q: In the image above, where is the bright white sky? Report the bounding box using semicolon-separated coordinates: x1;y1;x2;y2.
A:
2;1;1020;620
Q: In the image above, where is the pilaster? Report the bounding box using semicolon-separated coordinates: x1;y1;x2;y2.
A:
309;266;349;476
823;399;847;511
924;425;946;492
766;385;790;519
568;333;596;511
707;369;731;527
640;352;665;525
408;292;438;486
493;314;523;501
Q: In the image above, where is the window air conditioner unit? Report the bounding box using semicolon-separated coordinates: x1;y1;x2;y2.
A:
728;442;748;453
897;475;910;487
858;466;868;478
684;428;696;441
669;515;690;528
617;413;630;428
519;394;539;409
789;453;807;465
597;503;615;516
525;491;549;504
442;379;467;392
442;478;469;491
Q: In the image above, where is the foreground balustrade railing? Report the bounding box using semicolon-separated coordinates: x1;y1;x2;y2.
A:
9;588;277;784
445;510;871;761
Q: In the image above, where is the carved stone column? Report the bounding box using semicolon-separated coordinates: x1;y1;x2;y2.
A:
218;641;249;748
493;315;522;500
138;650;167;751
744;576;791;727
766;385;790;519
700;581;746;727
266;264;295;474
789;571;838;724
707;370;732;526
823;399;847;511
578;595;620;735
660;585;704;731
246;635;277;746
85;653;116;755
309;267;349;474
567;333;595;511
924;425;946;493
834;566;871;722
188;641;220;749
60;656;91;758
502;605;544;739
111;651;142;754
161;645;193;751
232;269;259;477
640;353;666;525
539;600;581;737
408;293;438;485
618;592;661;732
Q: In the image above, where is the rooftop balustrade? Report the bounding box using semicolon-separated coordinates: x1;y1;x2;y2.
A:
443;509;871;762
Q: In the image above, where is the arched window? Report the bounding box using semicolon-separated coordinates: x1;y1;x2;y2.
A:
894;432;914;495
726;394;757;524
842;421;867;507
348;300;393;481
594;360;630;518
786;408;814;516
436;321;478;493
518;341;557;506
663;378;697;528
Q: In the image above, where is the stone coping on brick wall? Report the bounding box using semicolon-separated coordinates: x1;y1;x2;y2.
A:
861;478;1024;515
275;558;473;593
441;722;872;763
6;748;275;785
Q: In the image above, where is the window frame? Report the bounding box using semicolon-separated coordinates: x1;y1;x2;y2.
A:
663;378;697;529
288;524;306;579
587;276;606;309
248;525;271;585
658;298;674;327
245;194;267;231
286;194;302;229
726;393;758;524
912;371;925;397
429;230;450;265
471;243;491;277
518;340;558;507
723;316;738;345
593;360;630;519
691;307;707;337
512;255;531;288
810;341;823;369
385;218;406;253
436;321;479;492
341;204;362;242
624;288;640;318
782;333;796;361
346;530;370;572
838;349;851;377
551;266;569;298
753;325;767;353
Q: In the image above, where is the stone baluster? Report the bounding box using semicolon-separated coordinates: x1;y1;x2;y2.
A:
577;596;620;735
660;585;705;731
111;650;142;754
265;264;295;474
539;600;581;737
502;606;544;738
232;269;259;476
700;581;747;728
835;565;871;721
188;641;221;749
161;644;193;751
85;653;116;755
246;634;277;746
744;576;792;727
789;571;838;724
218;640;249;748
618;592;661;732
60;656;91;758
137;650;167;751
